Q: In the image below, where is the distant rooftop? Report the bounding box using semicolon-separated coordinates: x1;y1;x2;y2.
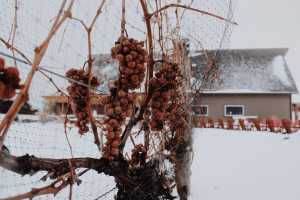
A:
190;48;298;94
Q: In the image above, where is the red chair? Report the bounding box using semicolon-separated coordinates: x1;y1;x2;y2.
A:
208;118;214;128
261;119;269;131
275;119;282;133
266;118;281;133
218;119;224;129
199;117;206;128
291;120;298;130
239;119;246;130
266;118;275;132
296;120;300;129
282;119;292;134
252;118;261;131
226;117;234;130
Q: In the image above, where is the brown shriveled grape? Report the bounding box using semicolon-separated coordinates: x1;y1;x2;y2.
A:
65;68;99;135
149;62;182;131
0;57;23;100
103;36;148;160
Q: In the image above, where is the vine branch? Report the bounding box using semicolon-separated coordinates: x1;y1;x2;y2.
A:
149;3;238;25
0;0;75;150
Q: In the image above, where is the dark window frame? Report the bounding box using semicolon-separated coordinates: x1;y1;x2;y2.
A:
192;105;209;116
224;105;245;116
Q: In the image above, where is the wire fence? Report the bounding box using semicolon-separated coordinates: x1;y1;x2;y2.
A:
0;0;235;199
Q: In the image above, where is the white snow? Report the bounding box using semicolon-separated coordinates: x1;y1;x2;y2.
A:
190;49;298;94
272;56;291;86
0;118;116;200
191;128;300;200
199;89;293;94
1;120;300;199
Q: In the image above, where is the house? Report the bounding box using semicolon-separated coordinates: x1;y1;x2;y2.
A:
43;49;298;119
43;92;144;115
42;54;147;115
43;93;105;115
190;48;298;120
43;54;118;115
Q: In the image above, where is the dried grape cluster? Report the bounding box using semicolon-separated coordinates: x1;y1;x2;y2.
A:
102;37;147;160
149;62;181;131
101;90;135;160
66;69;99;134
111;36;147;90
0;57;23;99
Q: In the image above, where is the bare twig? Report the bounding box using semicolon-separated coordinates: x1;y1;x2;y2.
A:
121;0;126;37
0;37;32;64
139;0;155;79
70;17;88;30
149;4;238;25
118;0;157;151
0;178;70;200
7;0;19;67
69;0;107;154
0;169;89;200
0;40;64;94
0;0;75;150
64;119;74;158
86;0;107;154
0;50;103;93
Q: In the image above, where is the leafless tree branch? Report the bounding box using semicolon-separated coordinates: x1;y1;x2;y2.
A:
149;3;238;25
0;0;75;150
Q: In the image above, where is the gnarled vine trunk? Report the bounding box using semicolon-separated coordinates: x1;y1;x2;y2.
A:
173;40;193;200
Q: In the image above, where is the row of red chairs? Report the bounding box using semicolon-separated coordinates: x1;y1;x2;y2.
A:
197;117;300;134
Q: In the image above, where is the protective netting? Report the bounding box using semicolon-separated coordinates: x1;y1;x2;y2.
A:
0;0;235;199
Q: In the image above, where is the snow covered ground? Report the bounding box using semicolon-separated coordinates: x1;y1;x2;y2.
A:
1;119;300;199
0;118;116;200
191;128;300;200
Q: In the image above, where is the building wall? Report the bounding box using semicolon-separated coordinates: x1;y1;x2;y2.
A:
193;93;292;119
46;102;104;115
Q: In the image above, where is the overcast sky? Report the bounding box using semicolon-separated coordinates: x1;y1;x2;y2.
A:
230;0;300;101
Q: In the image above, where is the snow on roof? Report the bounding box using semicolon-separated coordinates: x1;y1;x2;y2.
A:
93;54;119;94
93;54;145;94
190;48;298;94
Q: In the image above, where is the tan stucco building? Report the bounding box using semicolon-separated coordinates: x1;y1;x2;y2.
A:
43;49;298;120
190;48;298;120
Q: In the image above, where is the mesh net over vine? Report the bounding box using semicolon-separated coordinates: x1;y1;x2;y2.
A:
0;0;235;199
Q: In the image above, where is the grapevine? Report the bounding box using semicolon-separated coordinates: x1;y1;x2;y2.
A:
65;68;99;134
102;36;147;160
149;62;182;131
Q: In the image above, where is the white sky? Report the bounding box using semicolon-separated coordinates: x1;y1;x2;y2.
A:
230;0;300;101
1;1;299;105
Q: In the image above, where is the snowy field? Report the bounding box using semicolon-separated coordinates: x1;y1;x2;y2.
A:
0;117;116;200
1;119;300;199
191;128;300;200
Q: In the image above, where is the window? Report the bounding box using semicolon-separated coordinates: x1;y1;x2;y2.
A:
192;105;208;116
191;63;197;68
224;105;245;116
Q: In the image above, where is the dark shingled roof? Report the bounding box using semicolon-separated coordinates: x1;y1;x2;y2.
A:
190;48;298;94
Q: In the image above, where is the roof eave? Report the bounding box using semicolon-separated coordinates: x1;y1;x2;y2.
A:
194;90;298;94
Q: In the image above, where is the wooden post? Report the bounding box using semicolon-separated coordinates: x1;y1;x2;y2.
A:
173;39;193;200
